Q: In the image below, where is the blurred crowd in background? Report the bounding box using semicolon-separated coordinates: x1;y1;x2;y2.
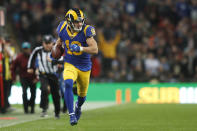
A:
3;0;197;82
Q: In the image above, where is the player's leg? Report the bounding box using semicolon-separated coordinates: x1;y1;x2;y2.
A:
58;72;67;113
63;63;78;125
48;75;60;119
75;70;91;121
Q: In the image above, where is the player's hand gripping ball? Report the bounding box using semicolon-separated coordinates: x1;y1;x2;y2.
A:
51;44;64;59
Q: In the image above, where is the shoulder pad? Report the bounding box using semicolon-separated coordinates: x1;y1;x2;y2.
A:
83;25;96;38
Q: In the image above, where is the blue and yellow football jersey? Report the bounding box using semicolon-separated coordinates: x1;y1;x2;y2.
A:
56;21;96;71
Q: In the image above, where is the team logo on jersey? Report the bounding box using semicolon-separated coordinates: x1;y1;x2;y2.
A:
91;28;96;36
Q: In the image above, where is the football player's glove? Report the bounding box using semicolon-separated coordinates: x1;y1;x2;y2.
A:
70;44;80;52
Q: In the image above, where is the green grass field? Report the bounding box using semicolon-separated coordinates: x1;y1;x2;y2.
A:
1;103;197;131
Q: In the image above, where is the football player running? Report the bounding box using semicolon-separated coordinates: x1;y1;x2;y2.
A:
55;8;98;126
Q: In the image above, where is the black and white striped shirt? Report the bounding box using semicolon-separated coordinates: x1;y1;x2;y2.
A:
27;46;58;74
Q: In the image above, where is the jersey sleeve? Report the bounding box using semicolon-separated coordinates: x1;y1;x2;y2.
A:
27;46;42;69
56;21;67;38
84;25;96;38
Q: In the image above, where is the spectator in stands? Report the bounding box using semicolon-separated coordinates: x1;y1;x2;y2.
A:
176;0;190;19
39;6;55;35
144;52;161;77
19;1;33;41
98;27;121;79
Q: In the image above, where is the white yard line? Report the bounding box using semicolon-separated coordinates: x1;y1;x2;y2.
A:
0;102;116;128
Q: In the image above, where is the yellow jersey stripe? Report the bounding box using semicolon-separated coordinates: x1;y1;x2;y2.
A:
84;25;90;37
66;25;78;38
60;21;67;33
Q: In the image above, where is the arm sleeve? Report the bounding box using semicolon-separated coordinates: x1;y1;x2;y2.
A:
27;47;41;69
56;21;67;39
85;26;96;38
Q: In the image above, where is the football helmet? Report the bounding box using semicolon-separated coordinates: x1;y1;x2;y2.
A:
65;8;85;32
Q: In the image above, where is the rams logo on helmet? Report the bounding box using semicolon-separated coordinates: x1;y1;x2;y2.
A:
65;8;85;32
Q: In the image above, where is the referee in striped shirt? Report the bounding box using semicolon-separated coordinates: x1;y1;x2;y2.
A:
27;35;60;119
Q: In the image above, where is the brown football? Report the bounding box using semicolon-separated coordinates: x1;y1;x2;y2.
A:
51;44;64;59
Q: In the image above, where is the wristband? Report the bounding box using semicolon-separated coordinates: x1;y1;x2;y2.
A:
80;47;83;51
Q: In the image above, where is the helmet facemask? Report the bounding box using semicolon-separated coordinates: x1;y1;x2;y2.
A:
70;17;84;32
